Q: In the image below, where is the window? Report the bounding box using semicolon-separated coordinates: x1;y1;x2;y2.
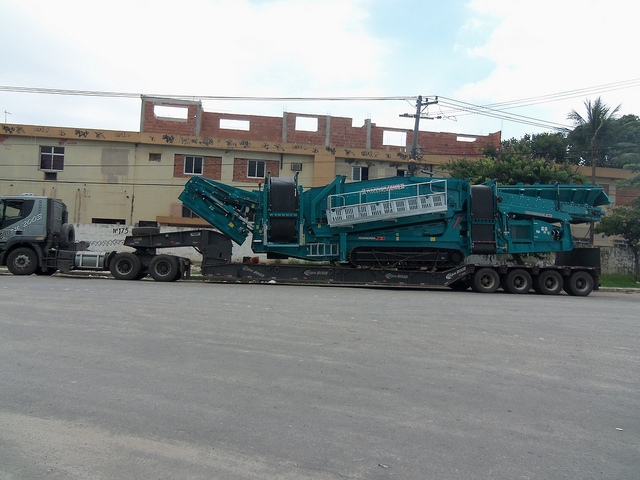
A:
383;130;407;147
295;116;318;132
1;199;33;229
248;160;266;178
352;166;369;181
220;119;250;131
40;146;65;171
154;105;188;120
396;169;406;177
149;153;162;162
184;156;203;175
182;206;200;219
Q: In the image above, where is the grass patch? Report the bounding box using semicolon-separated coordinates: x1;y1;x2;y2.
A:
600;273;639;288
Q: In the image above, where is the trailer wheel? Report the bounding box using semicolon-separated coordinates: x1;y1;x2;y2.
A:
534;270;563;295
109;252;142;280
564;271;594;296
6;247;39;275
471;268;500;293
148;255;180;282
504;269;532;294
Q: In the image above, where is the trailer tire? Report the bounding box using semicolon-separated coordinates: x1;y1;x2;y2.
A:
504;269;532;294
148;255;180;282
6;247;39;275
110;252;142;280
471;268;500;293
564;271;594;296
534;270;563;295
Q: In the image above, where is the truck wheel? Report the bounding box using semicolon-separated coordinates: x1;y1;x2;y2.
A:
60;223;75;248
148;255;180;282
6;247;39;275
564;271;594;296
471;268;500;293
534;270;563;295
504;269;532;294
109;252;142;280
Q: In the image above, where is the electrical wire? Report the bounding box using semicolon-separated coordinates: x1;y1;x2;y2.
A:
434;78;640;131
0;86;411;102
2;78;639;133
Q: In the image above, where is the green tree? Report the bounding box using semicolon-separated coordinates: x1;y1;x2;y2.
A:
567;97;621;175
594;199;640;279
530;132;569;161
567;97;621;244
441;135;584;185
607;114;640;168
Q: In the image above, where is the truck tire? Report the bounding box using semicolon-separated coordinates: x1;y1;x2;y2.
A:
6;247;39;275
148;255;180;282
109;252;142;280
471;267;500;293
504;269;532;294
534;270;563;295
60;223;75;248
564;271;594;296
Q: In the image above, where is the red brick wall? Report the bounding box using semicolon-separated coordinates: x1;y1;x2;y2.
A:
142;99;200;136
285;114;326;145
200;113;283;141
173;154;222;179
233;158;280;182
405;130;501;157
327;117;368;149
141;98;500;158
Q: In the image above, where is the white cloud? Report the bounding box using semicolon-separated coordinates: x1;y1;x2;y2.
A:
3;0;638;139
454;0;640;136
9;0;385;97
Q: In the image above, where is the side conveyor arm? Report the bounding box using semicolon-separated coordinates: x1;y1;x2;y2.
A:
179;176;261;245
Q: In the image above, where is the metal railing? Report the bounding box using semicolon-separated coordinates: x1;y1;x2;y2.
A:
326;180;448;227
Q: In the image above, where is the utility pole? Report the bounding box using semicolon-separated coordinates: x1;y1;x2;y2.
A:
400;96;439;159
589;143;598;245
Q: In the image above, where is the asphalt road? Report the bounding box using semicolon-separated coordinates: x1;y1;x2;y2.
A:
1;275;639;479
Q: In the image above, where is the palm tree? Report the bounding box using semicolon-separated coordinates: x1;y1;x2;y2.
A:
568;97;621;243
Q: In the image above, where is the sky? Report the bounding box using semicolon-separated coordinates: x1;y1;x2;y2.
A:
1;0;639;140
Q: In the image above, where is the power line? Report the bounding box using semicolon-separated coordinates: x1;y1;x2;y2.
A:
4;78;638;105
434;78;640;131
437;98;572;131
0;86;410;102
2;78;639;133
